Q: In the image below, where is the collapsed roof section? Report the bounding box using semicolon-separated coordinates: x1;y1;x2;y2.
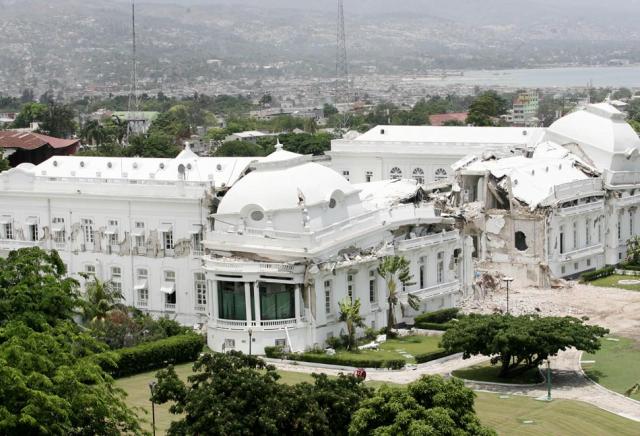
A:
355;179;426;210
456;142;601;210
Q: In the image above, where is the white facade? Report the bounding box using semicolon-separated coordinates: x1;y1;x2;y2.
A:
328;125;544;185
203;148;474;354
0;147;258;325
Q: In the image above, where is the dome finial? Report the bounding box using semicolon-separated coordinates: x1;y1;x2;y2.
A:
275;138;283;150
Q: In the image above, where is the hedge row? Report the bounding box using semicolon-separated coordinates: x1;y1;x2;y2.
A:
286;352;406;370
413;321;453;331
98;333;205;378
618;262;640;272
414;349;454;364
264;346;285;359
414;308;460;325
580;265;615;282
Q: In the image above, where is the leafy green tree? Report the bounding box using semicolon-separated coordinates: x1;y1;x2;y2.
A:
338;297;366;350
39;102;77;138
0;321;143;435
127;132;181;158
613;87;632;100
441;314;608;378
349;375;495;435
214;140;267;157
12;102;47;128
152;351;372;436
0;248;80;329
466;91;508;126
628;99;640;122
80;119;107;145
323;103;339;117
377;256;419;331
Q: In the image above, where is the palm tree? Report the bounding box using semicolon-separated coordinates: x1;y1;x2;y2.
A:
338;297;366;350
79;273;125;323
81;120;106;146
377;256;419;331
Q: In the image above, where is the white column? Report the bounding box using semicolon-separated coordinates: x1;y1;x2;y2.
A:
244;282;251;325
294;284;301;321
253;283;261;326
210;280;218;319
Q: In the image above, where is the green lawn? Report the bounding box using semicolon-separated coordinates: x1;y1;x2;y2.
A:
333;334;443;363
452;362;543;384
583;336;640;401
589;274;640;291
116;361;640;436
475;392;640;436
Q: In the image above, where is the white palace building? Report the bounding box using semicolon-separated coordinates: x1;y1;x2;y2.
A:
0;144;473;354
1;102;639;353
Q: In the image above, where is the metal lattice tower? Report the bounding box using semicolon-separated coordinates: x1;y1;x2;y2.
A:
126;0;140;139
335;0;349;103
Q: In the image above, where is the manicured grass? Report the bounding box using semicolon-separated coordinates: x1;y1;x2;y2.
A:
117;361;640;436
589;274;640;291
334;334;443;363
452;362;543;384
474;392;640;436
583;336;640;401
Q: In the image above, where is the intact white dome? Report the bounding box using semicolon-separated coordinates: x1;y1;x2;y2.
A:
546;103;640;171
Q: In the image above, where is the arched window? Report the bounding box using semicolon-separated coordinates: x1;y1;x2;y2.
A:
390;167;402;180
434;168;448;181
412;168;425;184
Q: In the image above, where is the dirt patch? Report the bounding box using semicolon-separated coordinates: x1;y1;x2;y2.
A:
460;282;640;340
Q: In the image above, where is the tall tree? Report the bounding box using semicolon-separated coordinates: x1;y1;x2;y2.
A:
79;274;125;324
39;102;76;138
12;102;47;128
377;256;419;331
349;375;495;435
441;314;608;377
338;297;365;350
0;248;79;329
466;91;508;126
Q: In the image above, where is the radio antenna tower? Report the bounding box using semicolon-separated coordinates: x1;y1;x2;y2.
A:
335;0;350;103
126;0;140;140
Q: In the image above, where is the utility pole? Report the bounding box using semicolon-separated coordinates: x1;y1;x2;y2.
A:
335;0;349;104
126;0;140;142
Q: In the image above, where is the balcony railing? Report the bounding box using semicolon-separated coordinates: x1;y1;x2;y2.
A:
212;317;303;330
194;304;207;313
136;300;148;308
558;244;603;262
604;170;640;187
397;230;459;251
206;260;300;274
556;200;604;217
164;303;176;311
0;239;47;250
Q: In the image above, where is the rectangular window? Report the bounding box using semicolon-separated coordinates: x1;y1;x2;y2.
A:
138;287;149;305
163;230;174;250
192;232;203;255
574;262;579;271
365;171;373;183
194;272;207;307
259;282;294;320
437;252;444;284
585;219;591;246
347;274;354;301
573;222;578;249
419;256;426;289
224;338;235;349
587;258;591;267
2;222;13;240
110;266;122;295
218;281;246;320
137;268;148;280
561;265;566;274
630;210;635;237
164;270;175;282
29;223;39;241
82;219;94;244
134;222;145;247
618;216;622;240
324;280;332;314
342;170;350;181
369;270;377;303
52;217;65;244
108;219;119;245
85;264;96;275
559;226;565;254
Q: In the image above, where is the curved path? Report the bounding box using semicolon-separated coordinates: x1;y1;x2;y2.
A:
270;349;640;422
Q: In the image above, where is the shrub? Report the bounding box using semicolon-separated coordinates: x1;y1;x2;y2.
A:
618;262;640;272
363;327;379;341
286;353;405;370
414;350;454;364
414;308;460;325
264;346;285;359
580;265;615;282
99;333;205;378
325;334;350;350
413;321;453;331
